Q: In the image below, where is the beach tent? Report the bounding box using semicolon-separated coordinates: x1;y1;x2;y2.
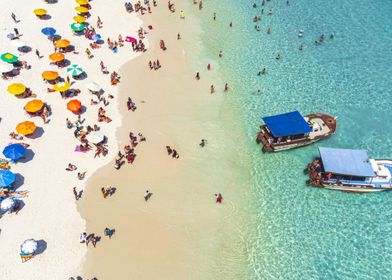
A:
0;197;16;211
67;99;82;113
34;9;47;16
41;27;56;36
25;99;44;113
49;52;65;62
66;64;84;77
16;121;37;135
2;144;26;160
75;6;89;13
41;70;59;81
55;39;71;48
0;63;13;73
20;239;38;254
0;170;16;187
85;82;101;92
73;15;86;23
86;131;105;144
70;23;85;32
1;52;18;63
7;83;26;95
54;82;70;92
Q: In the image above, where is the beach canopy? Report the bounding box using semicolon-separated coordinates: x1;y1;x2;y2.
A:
41;27;56;36
85;81;101;92
0;170;15;187
54;82;70;92
16;121;37;135
70;23;85;32
25;99;44;113
41;70;59;81
262;111;312;137
66;64;84;76
76;0;89;5
2;144;26;160
86;131;105;144
73;15;86;23
55;39;70;48
20;239;38;254
34;9;47;16
7;83;26;95
0;197;16;211
0;63;13;73
75;6;89;13
49;52;65;62
319;147;376;177
1;52;18;63
67;99;82;113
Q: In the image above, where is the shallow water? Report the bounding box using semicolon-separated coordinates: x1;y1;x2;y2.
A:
192;0;392;278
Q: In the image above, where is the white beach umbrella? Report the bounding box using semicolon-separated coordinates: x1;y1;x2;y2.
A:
86;131;105;144
10;40;28;48
0;197;15;211
20;239;38;254
85;81;101;92
0;63;14;73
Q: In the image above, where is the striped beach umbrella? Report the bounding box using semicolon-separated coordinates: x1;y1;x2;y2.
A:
2;144;26;160
0;170;15;187
70;23;85;32
1;53;18;63
66;64;84;77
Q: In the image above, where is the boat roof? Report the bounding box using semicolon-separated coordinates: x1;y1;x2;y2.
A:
319;147;376;177
262;111;311;137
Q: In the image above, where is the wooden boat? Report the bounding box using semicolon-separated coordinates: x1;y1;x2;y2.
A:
305;147;392;193
256;111;336;152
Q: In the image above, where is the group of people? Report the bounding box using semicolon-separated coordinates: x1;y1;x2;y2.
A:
148;60;161;70
165;146;179;159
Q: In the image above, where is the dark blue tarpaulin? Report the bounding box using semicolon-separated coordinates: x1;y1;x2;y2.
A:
262;111;311;137
319;147;376;177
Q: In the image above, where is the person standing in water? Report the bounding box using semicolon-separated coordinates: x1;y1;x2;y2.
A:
224;83;229;92
213;12;216;20
210;85;215;94
195;72;200;80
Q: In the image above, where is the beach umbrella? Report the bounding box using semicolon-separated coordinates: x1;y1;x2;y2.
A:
70;23;85;32
86;131;105;144
55;39;70;48
85;82;101;92
0;170;15;187
0;63;13;73
0;197;16;211
2;144;26;160
125;36;137;43
67;99;82;113
92;34;101;41
76;0;89;5
41;70;59;81
73;15;86;23
34;9;47;16
41;27;56;36
25;99;44;113
7;83;26;95
53;82;70;92
10;40;28;48
20;239;38;254
1;53;18;63
66;64;84;77
49;52;65;62
75;6;89;13
16;121;37;136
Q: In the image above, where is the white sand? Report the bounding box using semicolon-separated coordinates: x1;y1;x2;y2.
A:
0;1;143;278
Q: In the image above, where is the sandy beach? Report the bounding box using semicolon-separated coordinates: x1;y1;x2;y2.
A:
0;0;142;279
80;1;252;279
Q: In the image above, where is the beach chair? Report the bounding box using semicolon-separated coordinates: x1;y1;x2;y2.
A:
20;253;33;262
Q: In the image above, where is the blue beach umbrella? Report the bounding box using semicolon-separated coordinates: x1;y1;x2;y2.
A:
0;170;15;187
41;27;56;36
92;34;101;41
2;144;26;160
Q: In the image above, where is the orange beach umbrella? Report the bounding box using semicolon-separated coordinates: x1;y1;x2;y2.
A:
75;6;89;13
25;99;44;113
54;82;71;92
16;121;37;135
73;15;86;23
41;70;59;81
67;99;82;113
34;9;47;16
55;39;70;48
49;52;65;62
7;83;26;95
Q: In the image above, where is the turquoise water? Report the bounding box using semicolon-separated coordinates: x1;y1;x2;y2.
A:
196;0;392;278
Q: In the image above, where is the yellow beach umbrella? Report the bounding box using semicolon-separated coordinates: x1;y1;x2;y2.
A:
75;6;89;13
54;82;71;92
73;15;86;23
76;0;88;5
49;52;65;62
25;99;44;113
34;9;47;16
41;70;59;81
16;121;37;135
7;83;26;95
55;39;71;48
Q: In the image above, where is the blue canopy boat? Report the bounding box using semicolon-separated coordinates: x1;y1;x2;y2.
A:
256;111;336;152
306;147;392;193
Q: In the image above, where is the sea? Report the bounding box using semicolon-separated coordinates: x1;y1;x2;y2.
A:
191;0;392;278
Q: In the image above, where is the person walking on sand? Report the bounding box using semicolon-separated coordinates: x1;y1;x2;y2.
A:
199;139;207;147
144;190;152;201
85;48;92;59
177;33;181;40
35;49;41;59
101;187;107;198
11;13;18;23
104;227;114;238
73;187;79;200
195;72;200;80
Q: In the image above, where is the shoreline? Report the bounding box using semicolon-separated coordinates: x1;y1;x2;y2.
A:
80;1;252;279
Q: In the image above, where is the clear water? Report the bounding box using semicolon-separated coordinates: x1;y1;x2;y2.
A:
194;0;392;278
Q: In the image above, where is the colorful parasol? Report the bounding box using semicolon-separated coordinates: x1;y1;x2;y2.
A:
55;39;70;48
49;52;65;62
7;83;26;95
53;82;71;92
1;53;18;63
76;0;89;5
41;70;59;81
0;63;14;73
75;6;89;13
25;99;44;113
41;27;56;36
16;121;37;135
20;239;38;254
34;9;47;16
73;15;86;23
67;99;82;113
0;170;15;187
70;23;85;32
66;64;84;77
3;144;26;160
0;197;16;211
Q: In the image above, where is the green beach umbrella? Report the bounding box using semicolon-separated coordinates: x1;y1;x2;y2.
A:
66;64;84;76
1;52;18;63
70;23;85;32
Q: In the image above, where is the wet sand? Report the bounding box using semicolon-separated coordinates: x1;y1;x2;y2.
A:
80;2;251;279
